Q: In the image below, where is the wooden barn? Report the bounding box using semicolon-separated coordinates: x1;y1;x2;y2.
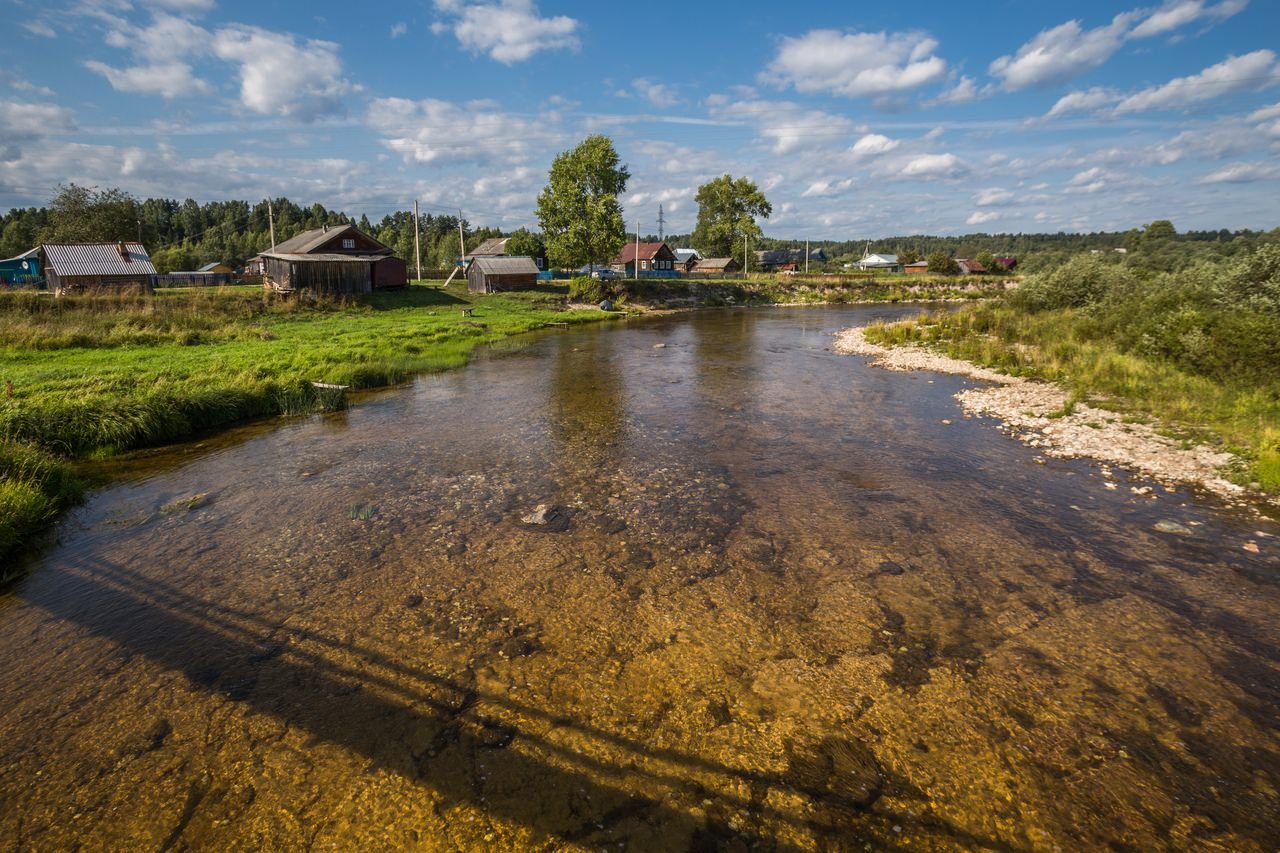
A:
691;257;741;275
41;242;156;295
466;256;540;293
262;223;407;295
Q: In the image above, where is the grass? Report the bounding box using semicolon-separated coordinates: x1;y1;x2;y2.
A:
863;303;1280;494
0;282;607;564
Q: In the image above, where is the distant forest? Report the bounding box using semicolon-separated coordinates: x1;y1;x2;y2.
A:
2;185;1276;275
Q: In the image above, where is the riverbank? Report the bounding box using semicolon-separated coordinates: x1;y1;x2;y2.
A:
834;325;1277;516
0;283;608;566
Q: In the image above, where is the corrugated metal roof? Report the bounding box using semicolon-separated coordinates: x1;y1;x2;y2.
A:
469;237;510;256
469;256;539;275
42;243;157;276
617;242;672;263
695;257;738;270
674;249;700;263
262;252;385;262
271;224;356;254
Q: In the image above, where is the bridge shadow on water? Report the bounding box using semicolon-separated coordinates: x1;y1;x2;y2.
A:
26;555;1022;851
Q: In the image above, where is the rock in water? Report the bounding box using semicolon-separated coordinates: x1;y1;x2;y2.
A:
1154;520;1194;536
598;299;614;311
521;504;558;525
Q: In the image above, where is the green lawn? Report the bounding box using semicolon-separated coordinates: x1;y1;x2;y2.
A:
0;283;609;565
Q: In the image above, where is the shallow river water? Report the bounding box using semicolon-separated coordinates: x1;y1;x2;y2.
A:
2;306;1279;851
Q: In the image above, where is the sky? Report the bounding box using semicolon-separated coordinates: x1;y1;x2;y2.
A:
2;0;1279;240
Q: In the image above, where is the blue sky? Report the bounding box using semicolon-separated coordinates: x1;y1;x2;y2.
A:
2;0;1278;239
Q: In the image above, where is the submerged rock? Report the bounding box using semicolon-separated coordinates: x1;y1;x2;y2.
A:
521;504;559;525
1154;520;1194;536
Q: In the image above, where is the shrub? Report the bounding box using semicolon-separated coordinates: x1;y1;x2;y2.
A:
568;276;607;304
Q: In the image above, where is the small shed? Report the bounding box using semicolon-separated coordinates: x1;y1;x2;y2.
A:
260;253;393;296
0;247;41;287
42;242;156;295
466;256;539;293
904;261;929;274
956;259;988;275
692;257;742;275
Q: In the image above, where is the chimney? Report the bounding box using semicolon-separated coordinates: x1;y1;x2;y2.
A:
117;241;131;262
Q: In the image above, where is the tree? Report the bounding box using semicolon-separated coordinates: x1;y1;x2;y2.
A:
691;175;771;270
536;135;629;271
898;248;920;265
1144;220;1176;242
504;228;544;260
926;251;959;275
976;250;996;271
40;184;142;244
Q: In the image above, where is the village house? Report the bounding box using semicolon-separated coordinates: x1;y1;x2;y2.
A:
261;223;406;295
956;258;988;275
904;260;930;274
0;247;41;286
41;242;157;295
465;236;548;271
673;248;701;273
466;256;540;293
854;253;901;272
692;257;742;275
615;242;678;276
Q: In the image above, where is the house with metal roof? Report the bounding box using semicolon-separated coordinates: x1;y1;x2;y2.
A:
41;242;157;295
854;253;901;272
464;235;548;270
465;256;540;293
673;248;701;273
0;247;41;288
261;223;406;295
614;242;677;276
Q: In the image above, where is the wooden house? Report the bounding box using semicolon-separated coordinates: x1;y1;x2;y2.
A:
855;253;901;272
956;259;988;275
465;236;548;270
904;261;929;274
41;242;157;295
615;242;677;276
198;261;233;275
466;256;540;293
261;223;407;295
692;257;742;275
673;248;700;273
0;247;41;287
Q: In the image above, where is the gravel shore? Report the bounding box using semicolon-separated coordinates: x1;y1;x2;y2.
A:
833;326;1262;509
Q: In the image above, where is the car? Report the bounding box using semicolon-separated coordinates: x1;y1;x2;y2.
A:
591;268;620;280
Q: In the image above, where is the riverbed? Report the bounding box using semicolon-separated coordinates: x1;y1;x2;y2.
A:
1;306;1277;850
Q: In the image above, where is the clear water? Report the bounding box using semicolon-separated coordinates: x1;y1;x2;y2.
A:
1;306;1277;850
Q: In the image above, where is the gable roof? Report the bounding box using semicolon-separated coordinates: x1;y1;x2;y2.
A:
858;253;899;266
197;262;227;272
673;248;700;263
470;237;510;256
271;223;389;255
694;257;739;271
617;241;675;264
468;256;539;275
42;242;157;276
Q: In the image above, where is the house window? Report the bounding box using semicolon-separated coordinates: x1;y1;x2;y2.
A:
342;238;355;249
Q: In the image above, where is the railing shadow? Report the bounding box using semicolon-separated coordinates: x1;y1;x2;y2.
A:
23;555;1020;850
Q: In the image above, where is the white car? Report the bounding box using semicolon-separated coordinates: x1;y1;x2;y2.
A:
591;268;620;280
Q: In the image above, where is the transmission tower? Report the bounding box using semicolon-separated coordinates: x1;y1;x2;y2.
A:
657;204;666;242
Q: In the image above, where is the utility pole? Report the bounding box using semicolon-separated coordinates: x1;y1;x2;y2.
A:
635;222;640;279
457;209;465;268
267;198;276;251
657;204;666;242
805;239;810;274
136;218;142;244
744;233;748;277
413;200;422;282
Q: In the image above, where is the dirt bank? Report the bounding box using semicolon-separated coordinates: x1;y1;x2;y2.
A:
833;326;1262;510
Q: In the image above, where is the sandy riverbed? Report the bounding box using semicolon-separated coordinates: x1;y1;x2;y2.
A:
833;326;1271;513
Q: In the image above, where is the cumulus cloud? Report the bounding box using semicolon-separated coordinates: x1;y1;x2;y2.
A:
1114;50;1279;113
213;26;357;118
433;0;579;64
899;153;968;179
390;22;407;38
974;188;1014;206
0;100;76;161
966;211;999;225
86;13;213;98
1045;87;1120;118
631;78;679;108
761;29;947;98
1129;0;1248;39
707;97;858;155
929;76;984;106
990;14;1136;90
1065;166;1112;193
85;60;212;98
1198;161;1280;183
849;133;899;157
367;96;560;166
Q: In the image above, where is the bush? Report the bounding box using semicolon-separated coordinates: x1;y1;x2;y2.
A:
568;276;607;304
1010;254;1139;312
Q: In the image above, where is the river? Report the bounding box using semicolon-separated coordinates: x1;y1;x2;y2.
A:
1;306;1277;850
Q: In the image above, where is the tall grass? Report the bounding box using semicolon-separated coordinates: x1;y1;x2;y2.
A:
0;440;83;572
864;248;1280;493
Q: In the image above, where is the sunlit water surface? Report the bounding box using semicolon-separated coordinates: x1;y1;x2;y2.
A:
2;306;1278;851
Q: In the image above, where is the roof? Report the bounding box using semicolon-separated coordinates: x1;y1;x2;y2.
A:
42;242;157;276
1;247;40;262
957;258;988;273
468;256;539;275
261;252;387;263
859;253;899;265
674;249;700;263
617;242;674;264
197;262;227;272
905;261;929;268
695;257;738;270
271;223;389;255
470;237;510;256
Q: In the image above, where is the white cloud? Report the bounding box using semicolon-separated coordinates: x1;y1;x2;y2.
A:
929;76;984;106
85;60;212;98
1129;0;1248;39
213;25;357;118
367;96;560;166
1045;87;1120;118
390;22;407;38
0;73;55;97
849;133;899;157
433;0;579;64
967;211;999;225
0;100;77;142
632;78;679;108
1248;102;1280;122
707;97;858;155
900;153;967;179
1114;50;1279;113
974;188;1014;206
21;20;56;37
1065;166;1112;193
989;13;1136;90
1198;162;1280;183
85;13;213;98
761;29;947;98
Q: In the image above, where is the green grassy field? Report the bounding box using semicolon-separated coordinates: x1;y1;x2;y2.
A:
0;283;608;566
